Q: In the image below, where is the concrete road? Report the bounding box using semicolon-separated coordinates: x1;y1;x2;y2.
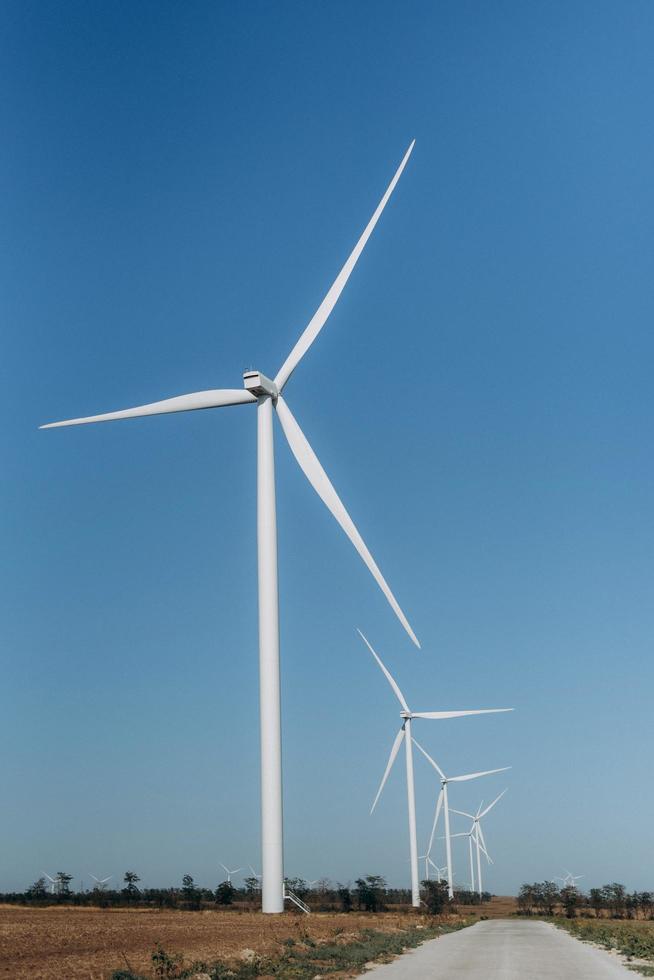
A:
365;919;635;978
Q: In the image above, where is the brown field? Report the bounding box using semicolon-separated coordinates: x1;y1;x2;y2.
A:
0;898;516;979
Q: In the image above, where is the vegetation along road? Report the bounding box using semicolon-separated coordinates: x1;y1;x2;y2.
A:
365;919;636;978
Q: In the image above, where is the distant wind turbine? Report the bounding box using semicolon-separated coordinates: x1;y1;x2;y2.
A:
360;630;512;907
89;874;113;891
556;870;584;889
220;863;243;884
41;142;419;914
412;737;510;899
42;872;56;895
451;790;506;897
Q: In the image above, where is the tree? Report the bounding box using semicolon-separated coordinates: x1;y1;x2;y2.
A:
590;888;604;918
518;884;536;915
123;871;141;902
181;874;200;910
55;872;73;897
355;875;386;912
605;883;626;918
215;881;235;906
422;879;449;915
27;877;47;900
337;885;352;912
560;886;579;918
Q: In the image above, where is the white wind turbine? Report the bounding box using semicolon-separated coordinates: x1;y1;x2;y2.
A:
556;870;584;889
412;737;510;899
42;872;56;895
89;873;113;890
41;144;419;913
220;863;243;884
451;790;506;897
446;826;488;893
360;630;512;908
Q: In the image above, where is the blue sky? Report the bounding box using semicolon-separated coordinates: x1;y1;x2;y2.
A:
2;0;653;895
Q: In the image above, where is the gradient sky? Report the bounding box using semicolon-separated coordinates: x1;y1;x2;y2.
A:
2;1;653;896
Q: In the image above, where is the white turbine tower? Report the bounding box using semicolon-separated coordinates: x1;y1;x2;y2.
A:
41;144;420;913
412;737;510;900
89;874;113;890
42;872;56;895
451;790;506;897
360;630;512;908
220;863;243;884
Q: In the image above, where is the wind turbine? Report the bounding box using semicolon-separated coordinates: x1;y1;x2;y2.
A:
42;872;56;895
556;870;584;889
412;737;510;899
89;874;113;890
451;790;506;897
41;144;420;913
360;630;512;907
220;863;243;884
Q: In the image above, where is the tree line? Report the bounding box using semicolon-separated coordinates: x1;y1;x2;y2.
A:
518;882;654;919
0;872;489;913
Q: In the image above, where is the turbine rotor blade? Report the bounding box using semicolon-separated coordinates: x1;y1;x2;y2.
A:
370;728;405;814
478;825;491;862
449;808;475;820
479;789;507;819
412;708;513;719
40;388;256;429
275;142;415;392
427;789;444;854
449;766;511;783
411;737;446;779
275;396;419;647
356;630;409;711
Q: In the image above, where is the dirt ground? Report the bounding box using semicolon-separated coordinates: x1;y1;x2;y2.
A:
0;898;516;979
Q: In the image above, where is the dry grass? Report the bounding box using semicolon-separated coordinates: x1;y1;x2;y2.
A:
0;897;516;978
0;905;441;979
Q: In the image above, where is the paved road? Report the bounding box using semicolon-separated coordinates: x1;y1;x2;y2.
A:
365;919;635;978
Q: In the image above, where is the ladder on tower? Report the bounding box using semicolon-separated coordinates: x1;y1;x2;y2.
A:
284;887;311;914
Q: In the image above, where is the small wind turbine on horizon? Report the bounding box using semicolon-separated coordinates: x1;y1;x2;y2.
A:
41;143;420;913
412;737;510;899
89;874;113;890
450;790;506;897
220;863;243;884
359;630;512;907
556;870;584;889
42;872;56;895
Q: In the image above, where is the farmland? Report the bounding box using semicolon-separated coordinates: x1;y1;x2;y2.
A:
0;905;478;980
554;918;654;976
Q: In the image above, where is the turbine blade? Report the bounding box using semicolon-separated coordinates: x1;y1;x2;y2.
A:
478;825;492;862
40;388;256;429
411;737;446;779
449;766;511;783
427;789;444;854
370;728;405;814
479;789;507;819
449;808;475;820
275;395;419;647
356;630;409;711
275;142;415;392
412;708;513;719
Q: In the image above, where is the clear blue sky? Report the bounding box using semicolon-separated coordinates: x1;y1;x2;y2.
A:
2;0;653;895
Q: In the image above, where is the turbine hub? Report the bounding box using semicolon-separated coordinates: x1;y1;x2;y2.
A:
400;710;413;719
243;370;278;399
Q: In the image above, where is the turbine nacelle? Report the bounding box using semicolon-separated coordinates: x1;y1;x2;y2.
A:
243;371;279;399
